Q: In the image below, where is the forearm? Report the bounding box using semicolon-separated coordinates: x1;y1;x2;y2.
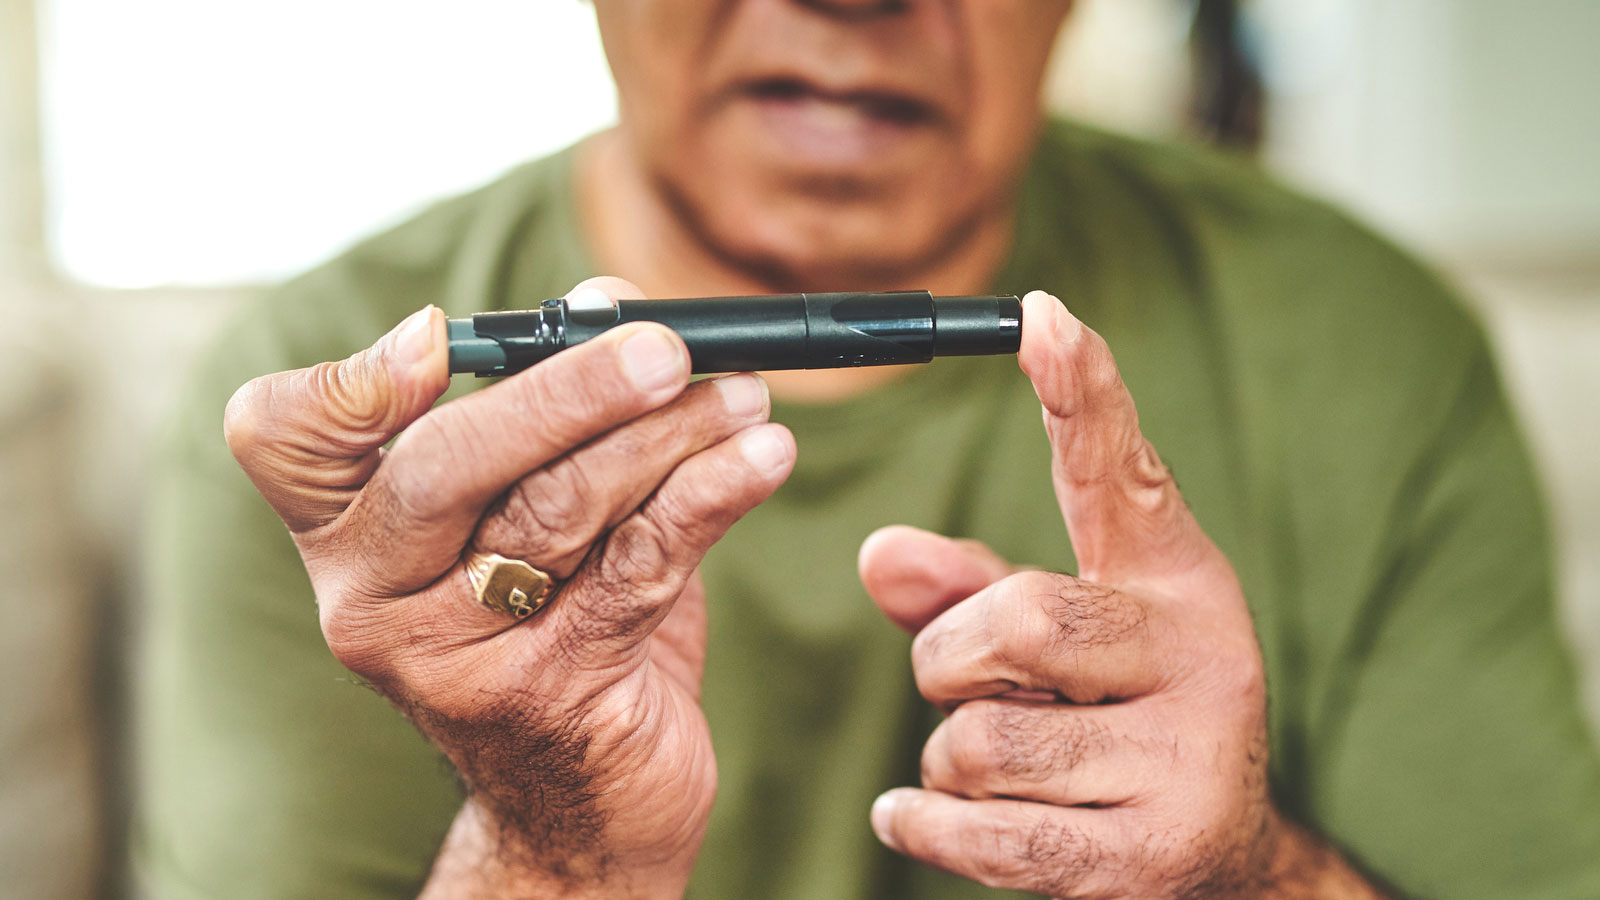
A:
1255;818;1393;900
420;800;690;900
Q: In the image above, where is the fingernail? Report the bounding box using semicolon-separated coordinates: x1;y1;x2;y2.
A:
714;374;768;418
392;306;437;371
621;329;685;392
566;286;615;311
870;791;903;850
739;425;792;474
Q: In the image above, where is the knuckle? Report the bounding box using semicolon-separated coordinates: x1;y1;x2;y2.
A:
317;595;397;684
1011;708;1111;781
647;481;716;543
1038;577;1146;653
910;619;974;704
939;710;999;780
1208;641;1267;709
635;455;752;566
1088;361;1126;404
965;820;1041;889
574;519;677;643
598;519;674;588
982;704;1051;779
951;702;1113;784
1126;439;1173;493
1081;334;1125;395
909;621;944;671
919;747;938;788
1019;817;1102;897
981;576;1049;667
490;462;597;561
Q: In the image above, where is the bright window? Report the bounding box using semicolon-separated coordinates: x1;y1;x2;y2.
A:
38;1;617;287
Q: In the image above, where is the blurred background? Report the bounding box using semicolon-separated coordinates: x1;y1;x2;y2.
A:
1;1;1596;896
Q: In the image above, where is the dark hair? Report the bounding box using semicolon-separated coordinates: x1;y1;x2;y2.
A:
1187;0;1264;150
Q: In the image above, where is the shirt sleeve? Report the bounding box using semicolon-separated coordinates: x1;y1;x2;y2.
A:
130;296;463;900
1301;337;1600;898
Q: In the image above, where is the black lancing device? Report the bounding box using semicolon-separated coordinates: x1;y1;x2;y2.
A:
446;290;1023;376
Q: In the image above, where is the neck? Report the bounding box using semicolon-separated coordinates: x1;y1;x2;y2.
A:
575;130;1015;403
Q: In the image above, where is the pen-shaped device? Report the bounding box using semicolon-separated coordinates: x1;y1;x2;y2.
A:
447;290;1022;376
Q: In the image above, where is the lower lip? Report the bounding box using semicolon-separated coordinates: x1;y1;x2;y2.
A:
737;92;932;169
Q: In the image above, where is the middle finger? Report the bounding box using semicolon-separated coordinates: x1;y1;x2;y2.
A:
472;373;770;578
911;570;1185;708
920;698;1159;807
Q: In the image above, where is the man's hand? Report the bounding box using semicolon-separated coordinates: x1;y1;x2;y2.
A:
858;292;1388;898
224;278;795;900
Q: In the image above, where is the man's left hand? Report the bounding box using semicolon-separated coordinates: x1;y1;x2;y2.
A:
858;291;1387;898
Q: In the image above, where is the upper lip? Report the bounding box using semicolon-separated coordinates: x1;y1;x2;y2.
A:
733;71;946;125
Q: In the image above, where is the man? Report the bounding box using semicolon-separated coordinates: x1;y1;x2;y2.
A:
137;2;1600;898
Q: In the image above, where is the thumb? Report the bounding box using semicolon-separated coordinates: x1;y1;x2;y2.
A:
224;305;450;533
859;525;1015;634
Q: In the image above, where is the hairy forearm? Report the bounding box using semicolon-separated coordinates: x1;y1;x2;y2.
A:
419;801;685;900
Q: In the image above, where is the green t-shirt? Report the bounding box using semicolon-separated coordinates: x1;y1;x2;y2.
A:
134;122;1600;899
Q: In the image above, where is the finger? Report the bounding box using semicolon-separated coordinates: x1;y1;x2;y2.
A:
323;415;789;685
1017;291;1216;588
911;571;1179;707
539;422;796;665
920;699;1155;807
649;569;708;698
870;788;1126;898
565;275;643;305
472;373;770;578
336;320;691;589
224;305;449;533
859;526;1015;633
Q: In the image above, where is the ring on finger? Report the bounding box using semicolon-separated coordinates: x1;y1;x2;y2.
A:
463;549;558;619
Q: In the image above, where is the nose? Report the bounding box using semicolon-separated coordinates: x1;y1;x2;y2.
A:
795;0;909;19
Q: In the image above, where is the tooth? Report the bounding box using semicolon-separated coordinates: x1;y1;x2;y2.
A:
804;97;865;132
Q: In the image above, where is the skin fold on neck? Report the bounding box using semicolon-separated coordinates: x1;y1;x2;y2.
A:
576;127;1019;403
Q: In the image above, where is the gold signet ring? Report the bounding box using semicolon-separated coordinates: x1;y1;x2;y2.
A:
463;551;555;619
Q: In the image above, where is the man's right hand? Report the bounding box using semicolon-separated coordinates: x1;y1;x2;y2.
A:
223;277;796;899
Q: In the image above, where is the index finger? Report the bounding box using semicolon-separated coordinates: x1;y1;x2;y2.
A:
1017;291;1221;591
336;319;691;588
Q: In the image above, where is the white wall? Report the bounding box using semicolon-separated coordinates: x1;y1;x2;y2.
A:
1255;0;1600;262
37;0;617;287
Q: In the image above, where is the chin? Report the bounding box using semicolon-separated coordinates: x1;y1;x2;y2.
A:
663;168;986;290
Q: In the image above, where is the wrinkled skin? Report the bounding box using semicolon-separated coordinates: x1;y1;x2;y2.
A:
224;0;1391;896
590;0;1073;288
227;277;794;898
855;293;1372;897
228;289;1386;898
